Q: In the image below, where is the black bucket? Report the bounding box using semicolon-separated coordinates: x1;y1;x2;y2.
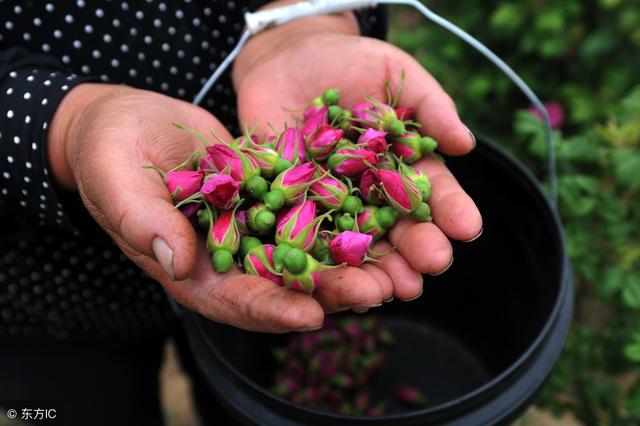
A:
179;135;574;425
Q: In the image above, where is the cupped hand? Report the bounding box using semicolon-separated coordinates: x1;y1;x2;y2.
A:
48;84;328;332
233;18;483;307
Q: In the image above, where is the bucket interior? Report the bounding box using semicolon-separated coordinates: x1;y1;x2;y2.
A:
195;140;564;414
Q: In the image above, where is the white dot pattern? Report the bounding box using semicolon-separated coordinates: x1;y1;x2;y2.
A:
0;1;384;339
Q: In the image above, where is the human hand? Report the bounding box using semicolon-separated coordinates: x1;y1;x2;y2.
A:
47;84;332;332
233;11;483;307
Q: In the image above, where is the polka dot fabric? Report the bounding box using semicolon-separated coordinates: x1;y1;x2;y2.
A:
0;1;386;340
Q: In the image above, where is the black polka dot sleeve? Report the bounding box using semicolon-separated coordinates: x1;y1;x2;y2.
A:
0;47;97;230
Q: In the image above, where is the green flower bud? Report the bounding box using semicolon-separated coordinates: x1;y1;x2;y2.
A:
376;206;399;228
411;202;432;222
247;203;276;235
322;88;340;106
337;213;356;231
240;236;262;260
273;243;293;272
256;210;276;231
264;189;285;211
342;195;364;215
246;175;268;200
328;105;343;122
274;158;293;175
211;249;234;272
197;208;212;231
419;136;438;153
385;118;406;136
284;248;308;275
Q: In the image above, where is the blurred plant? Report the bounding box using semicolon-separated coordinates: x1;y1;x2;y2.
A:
514;87;640;424
392;2;640;424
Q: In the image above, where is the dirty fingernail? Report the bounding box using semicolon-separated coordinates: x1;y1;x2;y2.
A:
429;256;454;277
463;227;483;242
401;289;423;302
152;237;175;281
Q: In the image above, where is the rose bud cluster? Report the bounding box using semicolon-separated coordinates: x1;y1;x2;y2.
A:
270;316;400;416
153;83;440;294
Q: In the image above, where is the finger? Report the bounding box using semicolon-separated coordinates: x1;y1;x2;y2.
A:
413;155;483;241
384;44;475;156
313;267;385;314
371;241;423;301
360;263;394;301
388;218;453;275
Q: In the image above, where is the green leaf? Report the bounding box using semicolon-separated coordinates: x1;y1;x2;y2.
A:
610;149;640;189
622;275;640;309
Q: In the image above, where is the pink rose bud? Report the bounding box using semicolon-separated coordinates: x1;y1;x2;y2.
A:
271;162;317;205
231;134;252;149
309;175;349;210
166;170;204;202
390;132;422;163
395;386;428;407
529;101;564;129
329;231;373;267
276;127;306;164
276;200;329;252
359;169;385;205
198;155;216;174
376;169;423;215
377;152;397;171
282;252;324;294
351;102;377;127
235;210;249;235
247;202;276;235
200;173;240;209
206;210;240;254
306;125;344;161
357;128;388;154
302;105;329;138
399;163;432;201
391;131;437;164
357;206;386;242
327;144;379;178
375;102;398;122
180;202;202;222
395;106;415;121
243;244;284;286
205;143;260;187
241;145;280;178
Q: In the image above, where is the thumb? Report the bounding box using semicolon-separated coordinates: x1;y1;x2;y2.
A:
76;113;233;281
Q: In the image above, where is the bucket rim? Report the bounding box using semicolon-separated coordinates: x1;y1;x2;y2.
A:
188;135;572;421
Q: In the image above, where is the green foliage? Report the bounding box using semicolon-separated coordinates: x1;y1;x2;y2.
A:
391;2;640;424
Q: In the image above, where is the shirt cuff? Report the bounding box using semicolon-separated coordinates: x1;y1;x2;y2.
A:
0;66;97;233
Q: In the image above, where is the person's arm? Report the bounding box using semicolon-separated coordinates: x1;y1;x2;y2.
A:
0;47;98;231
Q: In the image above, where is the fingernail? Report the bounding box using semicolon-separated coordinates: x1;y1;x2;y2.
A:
152;237;175;280
295;325;323;332
384;297;394;303
465;126;476;150
463;227;483;242
429;256;454;277
352;307;369;314
401;289;423;302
